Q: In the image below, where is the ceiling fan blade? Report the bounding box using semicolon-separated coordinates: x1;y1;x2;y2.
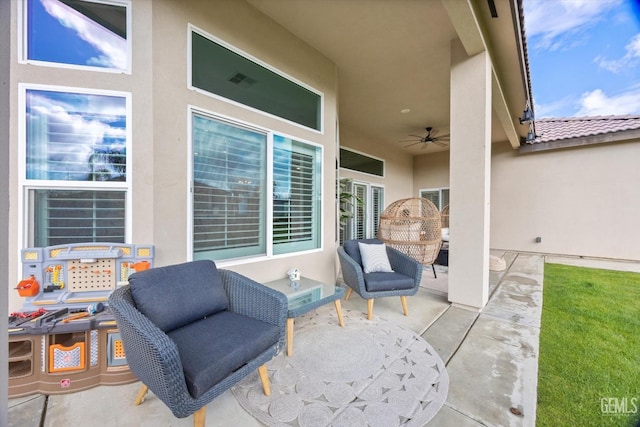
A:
399;138;421;142
404;141;423;148
434;141;448;147
437;134;450;140
408;134;424;139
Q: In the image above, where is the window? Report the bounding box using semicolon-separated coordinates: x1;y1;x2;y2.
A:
31;189;126;246
190;27;322;131
21;85;131;247
22;0;130;72
191;111;322;261
371;186;384;237
273;135;322;254
420;188;449;211
340;179;384;244
339;148;384;177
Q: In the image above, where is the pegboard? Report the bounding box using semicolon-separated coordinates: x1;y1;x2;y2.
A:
19;243;154;312
67;259;116;292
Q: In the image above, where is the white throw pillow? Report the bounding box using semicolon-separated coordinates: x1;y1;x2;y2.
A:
358;242;394;273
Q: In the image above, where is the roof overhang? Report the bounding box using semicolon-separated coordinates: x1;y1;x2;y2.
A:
519;128;640;153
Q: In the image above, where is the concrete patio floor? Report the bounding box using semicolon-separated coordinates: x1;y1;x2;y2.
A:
9;251;638;426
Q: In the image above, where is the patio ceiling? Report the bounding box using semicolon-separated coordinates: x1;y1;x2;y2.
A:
247;0;528;155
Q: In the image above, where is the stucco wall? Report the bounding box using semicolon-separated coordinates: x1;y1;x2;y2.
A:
7;0;338;312
151;0;338;284
1;0;10;418
413;150;450;195
413;140;640;261
339;125;415;206
8;0;156;312
491;140;640;261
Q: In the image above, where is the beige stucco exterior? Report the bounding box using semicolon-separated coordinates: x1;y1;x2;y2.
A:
413;138;640;262
338;126;415;204
8;0;636;317
491;140;640;260
7;0;339;312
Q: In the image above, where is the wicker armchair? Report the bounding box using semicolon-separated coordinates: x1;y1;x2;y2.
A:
338;239;423;320
108;260;287;427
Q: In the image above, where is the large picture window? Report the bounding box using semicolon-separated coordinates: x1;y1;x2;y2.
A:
21;85;131;246
192;115;267;260
191;111;322;262
22;0;130;72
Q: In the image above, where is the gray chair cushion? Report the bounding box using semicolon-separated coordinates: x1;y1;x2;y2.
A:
343;238;382;267
129;260;228;332
168;311;280;399
364;271;415;292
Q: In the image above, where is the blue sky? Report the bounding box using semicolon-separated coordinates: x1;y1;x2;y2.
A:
28;0;126;70
524;0;640;118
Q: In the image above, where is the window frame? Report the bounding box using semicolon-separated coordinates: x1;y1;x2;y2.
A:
187;24;324;135
339;147;385;178
187;106;324;266
19;0;132;74
18;83;133;248
419;187;450;211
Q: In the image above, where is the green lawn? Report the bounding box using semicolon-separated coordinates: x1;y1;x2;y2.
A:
537;263;640;426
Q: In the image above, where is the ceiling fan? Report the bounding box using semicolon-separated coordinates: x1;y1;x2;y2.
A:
401;127;450;149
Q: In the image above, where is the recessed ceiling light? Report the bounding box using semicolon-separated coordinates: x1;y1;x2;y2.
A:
400;109;411;114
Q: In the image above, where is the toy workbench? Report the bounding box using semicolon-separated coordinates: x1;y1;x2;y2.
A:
8;243;154;397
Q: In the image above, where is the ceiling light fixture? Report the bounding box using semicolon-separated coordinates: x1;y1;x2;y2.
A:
400;109;411;114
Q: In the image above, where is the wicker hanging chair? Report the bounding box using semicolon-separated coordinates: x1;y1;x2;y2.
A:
441;204;449;229
377;197;442;265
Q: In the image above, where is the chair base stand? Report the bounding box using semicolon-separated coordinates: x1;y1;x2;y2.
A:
346;294;409;320
133;364;271;427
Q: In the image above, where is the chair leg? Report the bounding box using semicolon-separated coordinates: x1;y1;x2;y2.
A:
258;364;271;396
193;406;206;427
286;318;294;356
367;299;374;320
432;264;437;278
334;299;345;327
400;296;409;316
345;287;353;300
134;384;148;406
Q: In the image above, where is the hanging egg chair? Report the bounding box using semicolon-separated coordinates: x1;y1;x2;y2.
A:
440;204;449;229
377;197;442;265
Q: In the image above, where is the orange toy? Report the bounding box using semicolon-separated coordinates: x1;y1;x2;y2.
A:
16;276;39;297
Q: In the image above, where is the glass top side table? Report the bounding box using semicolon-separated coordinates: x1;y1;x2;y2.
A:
263;277;345;356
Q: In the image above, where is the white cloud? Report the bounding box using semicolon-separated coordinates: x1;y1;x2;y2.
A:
575;87;640;116
28;91;127;179
41;0;127;70
594;33;640;73
524;0;622;50
532;96;575;118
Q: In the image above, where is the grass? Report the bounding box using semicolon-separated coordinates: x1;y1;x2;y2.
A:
537;263;640;427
